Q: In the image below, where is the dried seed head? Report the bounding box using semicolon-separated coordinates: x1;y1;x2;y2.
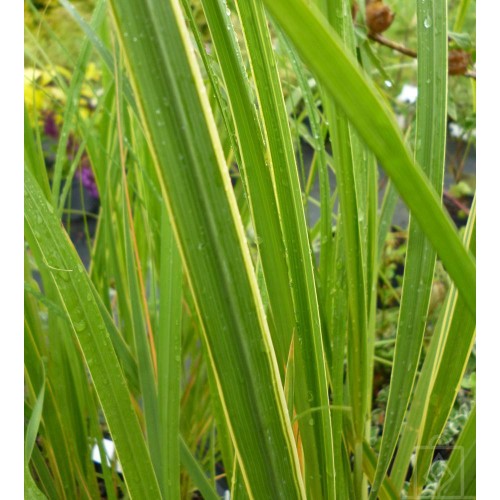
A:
366;1;395;34
448;49;471;76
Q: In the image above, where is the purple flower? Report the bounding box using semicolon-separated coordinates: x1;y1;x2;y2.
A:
77;157;99;199
41;110;99;200
43;111;59;139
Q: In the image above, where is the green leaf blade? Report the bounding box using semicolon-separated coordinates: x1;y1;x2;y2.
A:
108;0;304;496
369;2;449;497
234;1;335;496
24;168;162;499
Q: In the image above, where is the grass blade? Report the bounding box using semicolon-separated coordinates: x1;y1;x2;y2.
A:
25;361;46;498
25;465;48;500
179;437;219;500
24;104;51;200
114;67;162;481
195;0;295;369
234;2;335;496
434;405;476;498
390;198;476;492
108;0;304;496
58;0;137;113
369;2;448;497
276;30;334;371
317;1;373;494
408;204;476;495
158;209;183;497
25;167;162;499
453;0;473;32
377;181;399;264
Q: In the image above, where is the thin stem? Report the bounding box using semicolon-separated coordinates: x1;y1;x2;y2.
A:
368;33;476;79
368;33;417;58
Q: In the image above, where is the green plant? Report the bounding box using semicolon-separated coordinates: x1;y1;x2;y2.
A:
24;0;475;498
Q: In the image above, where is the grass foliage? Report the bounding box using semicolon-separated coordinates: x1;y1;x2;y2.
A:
24;0;475;498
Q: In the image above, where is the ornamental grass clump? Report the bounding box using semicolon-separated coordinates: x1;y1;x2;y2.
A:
25;0;475;498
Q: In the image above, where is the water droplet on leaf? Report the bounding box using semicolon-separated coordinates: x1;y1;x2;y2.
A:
74;320;86;332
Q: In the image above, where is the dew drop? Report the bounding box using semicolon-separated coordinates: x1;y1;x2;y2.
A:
74;320;86;332
423;16;431;29
59;272;70;282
